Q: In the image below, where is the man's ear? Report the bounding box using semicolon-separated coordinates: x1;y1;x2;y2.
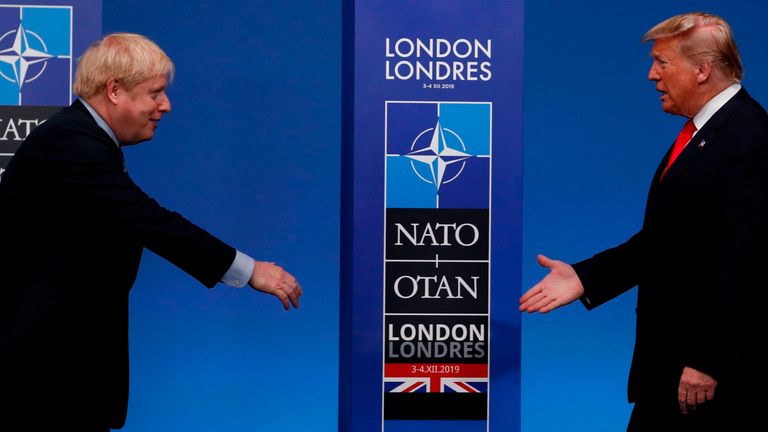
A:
696;61;713;85
106;78;121;104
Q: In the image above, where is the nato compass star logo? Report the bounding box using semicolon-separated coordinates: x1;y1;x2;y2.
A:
0;6;72;106
386;101;491;209
0;23;54;91
406;119;471;191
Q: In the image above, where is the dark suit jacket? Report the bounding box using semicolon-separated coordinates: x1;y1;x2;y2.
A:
0;100;236;428
573;89;768;409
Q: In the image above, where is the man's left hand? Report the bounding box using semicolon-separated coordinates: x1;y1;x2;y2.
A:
678;366;717;414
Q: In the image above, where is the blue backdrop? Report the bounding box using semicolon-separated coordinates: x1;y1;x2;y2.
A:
103;2;340;431
97;1;768;431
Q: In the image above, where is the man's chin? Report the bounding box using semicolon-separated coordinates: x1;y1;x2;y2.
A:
122;135;153;146
661;104;679;116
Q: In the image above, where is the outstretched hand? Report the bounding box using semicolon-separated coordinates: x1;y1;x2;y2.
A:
249;261;303;310
519;254;584;313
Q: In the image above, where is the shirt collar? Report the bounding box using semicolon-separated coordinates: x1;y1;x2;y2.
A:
79;98;120;148
692;83;742;131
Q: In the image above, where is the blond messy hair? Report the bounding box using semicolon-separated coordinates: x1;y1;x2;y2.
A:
73;33;175;99
642;12;742;82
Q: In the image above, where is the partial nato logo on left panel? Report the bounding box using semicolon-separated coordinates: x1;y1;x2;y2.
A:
0;4;73;173
0;5;72;106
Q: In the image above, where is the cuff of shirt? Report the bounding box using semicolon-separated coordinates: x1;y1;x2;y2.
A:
221;250;254;288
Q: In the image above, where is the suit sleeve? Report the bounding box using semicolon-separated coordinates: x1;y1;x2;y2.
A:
572;230;644;310
45;125;236;288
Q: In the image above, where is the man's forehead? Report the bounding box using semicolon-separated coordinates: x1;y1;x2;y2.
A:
649;36;680;55
139;75;168;88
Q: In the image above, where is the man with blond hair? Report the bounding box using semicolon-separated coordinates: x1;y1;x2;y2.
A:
0;33;302;431
520;12;767;431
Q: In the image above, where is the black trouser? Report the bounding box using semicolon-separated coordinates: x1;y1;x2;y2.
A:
1;393;111;432
0;416;110;432
627;400;722;432
627;384;757;432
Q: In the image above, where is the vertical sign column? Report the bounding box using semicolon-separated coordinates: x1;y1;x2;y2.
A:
384;102;491;421
340;2;523;431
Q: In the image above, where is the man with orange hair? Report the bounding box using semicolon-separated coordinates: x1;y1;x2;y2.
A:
520;13;767;431
0;33;302;431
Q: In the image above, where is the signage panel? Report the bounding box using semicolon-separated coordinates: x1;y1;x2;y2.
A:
340;2;523;431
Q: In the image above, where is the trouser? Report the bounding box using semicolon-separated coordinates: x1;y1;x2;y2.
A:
627;383;757;432
626;400;722;432
0;416;110;432
0;410;110;432
0;392;112;432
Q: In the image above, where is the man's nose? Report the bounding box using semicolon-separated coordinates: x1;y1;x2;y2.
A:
159;94;171;113
648;65;660;81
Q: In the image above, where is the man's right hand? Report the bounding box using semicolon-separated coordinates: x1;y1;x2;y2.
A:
249;261;303;310
519;254;584;313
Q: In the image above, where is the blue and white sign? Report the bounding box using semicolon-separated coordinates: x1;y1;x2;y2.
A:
0;0;100;172
340;2;523;432
0;4;72;106
386;101;491;209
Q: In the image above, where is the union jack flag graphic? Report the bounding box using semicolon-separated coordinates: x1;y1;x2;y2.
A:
384;378;429;393
442;378;488;393
384;363;488;394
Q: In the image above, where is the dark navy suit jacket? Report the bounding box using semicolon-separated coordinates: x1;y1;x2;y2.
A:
0;100;235;428
573;88;768;414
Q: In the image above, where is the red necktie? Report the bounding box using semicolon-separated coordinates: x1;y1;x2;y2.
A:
661;119;697;180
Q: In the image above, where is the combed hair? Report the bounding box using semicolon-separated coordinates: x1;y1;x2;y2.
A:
642;12;742;81
73;33;174;99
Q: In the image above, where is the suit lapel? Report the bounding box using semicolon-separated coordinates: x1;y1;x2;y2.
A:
658;88;752;187
70;99;127;172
